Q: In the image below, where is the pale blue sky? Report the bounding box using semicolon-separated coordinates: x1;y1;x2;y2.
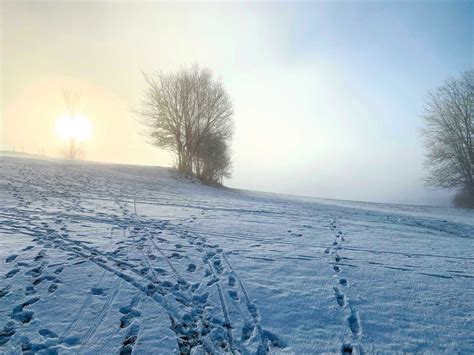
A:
2;1;473;206
264;0;472;144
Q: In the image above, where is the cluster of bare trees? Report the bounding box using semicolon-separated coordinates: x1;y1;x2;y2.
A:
137;65;233;185
421;69;473;208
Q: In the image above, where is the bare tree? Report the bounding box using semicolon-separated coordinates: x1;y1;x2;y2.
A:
137;65;234;184
61;90;83;160
421;69;473;207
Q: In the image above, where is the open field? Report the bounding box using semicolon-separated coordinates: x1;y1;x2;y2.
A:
1;155;473;353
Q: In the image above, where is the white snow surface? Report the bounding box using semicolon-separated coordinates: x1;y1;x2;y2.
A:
0;155;473;354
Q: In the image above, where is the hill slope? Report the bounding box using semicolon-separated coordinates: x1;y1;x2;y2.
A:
0;156;473;353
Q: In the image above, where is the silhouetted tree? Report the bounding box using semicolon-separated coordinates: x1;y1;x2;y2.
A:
421;69;474;208
61;90;83;160
137;65;234;184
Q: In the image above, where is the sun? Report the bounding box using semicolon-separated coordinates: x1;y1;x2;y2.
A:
55;115;92;142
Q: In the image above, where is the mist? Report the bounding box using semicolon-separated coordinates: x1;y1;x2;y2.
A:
2;1;472;206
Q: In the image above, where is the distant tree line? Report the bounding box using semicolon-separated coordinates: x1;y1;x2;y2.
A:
421;69;473;208
137;65;233;185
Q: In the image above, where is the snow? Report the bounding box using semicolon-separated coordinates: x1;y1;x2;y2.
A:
1;155;473;354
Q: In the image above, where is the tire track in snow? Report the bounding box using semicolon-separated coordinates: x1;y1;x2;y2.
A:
2;184;284;354
131;195;215;353
5;206;472;262
81;277;123;349
60;269;108;339
184;226;285;352
131;198;283;353
206;260;235;354
220;252;278;352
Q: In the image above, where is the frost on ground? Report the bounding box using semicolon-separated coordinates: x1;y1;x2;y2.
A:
0;155;473;354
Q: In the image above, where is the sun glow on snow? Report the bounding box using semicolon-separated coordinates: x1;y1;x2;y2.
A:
55;115;92;142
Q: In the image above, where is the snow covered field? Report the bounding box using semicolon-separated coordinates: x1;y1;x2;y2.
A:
1;155;473;354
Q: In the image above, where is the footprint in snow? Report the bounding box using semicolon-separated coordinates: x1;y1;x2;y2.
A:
91;287;107;296
5;269;20;279
34;251;46;262
262;329;286;349
5;255;18;263
192;292;208;304
120;310;141;328
25;286;36;296
333;287;345;307
0;286;11;298
213;259;224;273
120;323;140;354
207;276;219;287
33;275;56;285
11;297;40;324
241;322;254;341
38;329;58;339
154;268;167;275
0;322;15;346
63;336;80;346
347;308;361;335
341;343;354;354
228;290;239;301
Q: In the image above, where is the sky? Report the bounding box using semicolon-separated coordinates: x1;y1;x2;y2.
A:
1;0;473;206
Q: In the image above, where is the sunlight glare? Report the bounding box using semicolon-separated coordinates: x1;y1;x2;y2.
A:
55;115;92;142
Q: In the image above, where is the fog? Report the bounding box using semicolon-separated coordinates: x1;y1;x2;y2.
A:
1;1;472;206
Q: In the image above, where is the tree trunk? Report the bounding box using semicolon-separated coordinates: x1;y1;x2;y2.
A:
69;138;76;160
